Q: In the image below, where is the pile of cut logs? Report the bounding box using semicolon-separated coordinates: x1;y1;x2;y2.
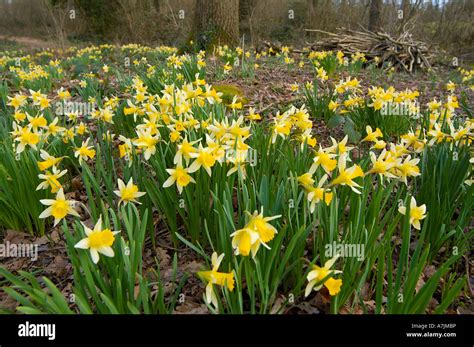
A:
305;28;433;73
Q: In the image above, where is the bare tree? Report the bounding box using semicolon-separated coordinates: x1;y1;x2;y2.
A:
41;0;72;49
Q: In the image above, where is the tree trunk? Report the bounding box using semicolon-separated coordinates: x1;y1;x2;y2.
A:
153;0;161;15
368;0;382;32
194;0;240;49
306;0;318;39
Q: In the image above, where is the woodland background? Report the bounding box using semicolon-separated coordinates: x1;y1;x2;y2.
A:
0;0;472;60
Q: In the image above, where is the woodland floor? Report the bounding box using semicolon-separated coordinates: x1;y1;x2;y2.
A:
0;37;472;314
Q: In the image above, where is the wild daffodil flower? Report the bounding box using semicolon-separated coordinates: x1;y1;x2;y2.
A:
74;138;96;164
13;125;40;153
36;167;67;193
362;126;383;143
7;93;27;109
307;175;333;212
230;208;281;257
398;196;427;230
37;150;63;171
305;255;343;297
328;100;339;112
188;144;217;176
27;113;47;130
446;81;455;92
114;178;146;206
163;165;195;194
39;188;79;226
298;172;315;190
366;150;399;179
245;209;281;245
74;216;120;264
44;117;65;138
310;146;337;175
328;135;353;156
393;156;420;185
173;137;199;166
133;128;160;160
329;154;364;194
197;252;235;308
230;227;261;257
245;107;261;122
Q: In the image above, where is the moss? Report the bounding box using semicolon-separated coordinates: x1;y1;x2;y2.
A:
212;84;249;105
212;84;243;96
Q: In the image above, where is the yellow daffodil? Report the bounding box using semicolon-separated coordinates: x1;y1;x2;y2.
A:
298;172;315;190
7;94;27;109
245;209;281;244
38;150;63;171
446;81;455;92
328;100;339;112
371;139;387;150
163;165;195;194
246;107;261;121
188;144;217;176
133;128;160;160
329;154;364;194
307;175;333;212
173;137;199;166
36;167;67;193
13;125;40;153
230;208;281;257
39;188;79;226
362;126;383;143
74;138;96;164
230;227;260;257
197;252;235;308
228;96;243;110
398;196;427;230
57;87;71;100
74;216;120;264
328;135;353;156
428;123;446;145
366;150;399;178
114;178;146;206
27;113;47;130
305;255;343;297
310;146;337;174
44;117;65;137
393;156;420;185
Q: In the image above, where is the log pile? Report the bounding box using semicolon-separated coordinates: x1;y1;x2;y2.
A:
305;28;433;73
